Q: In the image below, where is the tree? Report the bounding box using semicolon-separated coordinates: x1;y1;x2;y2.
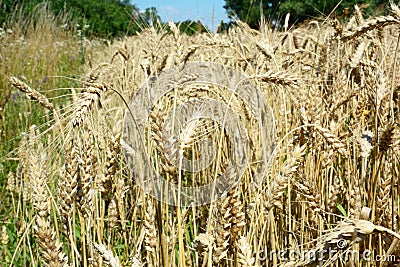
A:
278;0;387;23
0;0;44;27
50;0;141;37
224;0;389;28
142;7;161;27
224;0;280;28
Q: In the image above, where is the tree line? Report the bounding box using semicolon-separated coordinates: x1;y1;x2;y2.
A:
0;0;208;38
1;0;391;38
223;0;390;29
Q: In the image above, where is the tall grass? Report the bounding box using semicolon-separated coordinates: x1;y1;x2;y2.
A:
0;3;103;265
0;2;73;150
2;2;400;267
0;2;103;155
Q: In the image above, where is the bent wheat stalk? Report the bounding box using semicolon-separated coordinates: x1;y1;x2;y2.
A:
292;219;400;266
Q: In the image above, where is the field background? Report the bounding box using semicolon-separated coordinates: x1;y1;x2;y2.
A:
1;2;400;267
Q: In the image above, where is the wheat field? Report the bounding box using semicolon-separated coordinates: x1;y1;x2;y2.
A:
2;3;400;267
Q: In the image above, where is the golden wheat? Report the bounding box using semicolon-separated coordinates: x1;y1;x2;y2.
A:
4;3;400;267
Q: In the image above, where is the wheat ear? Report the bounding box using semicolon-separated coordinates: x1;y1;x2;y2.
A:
341;15;400;41
237;236;258;267
144;198;157;267
59;135;80;232
72;81;107;127
93;242;122;267
9;76;53;110
31;144;69;267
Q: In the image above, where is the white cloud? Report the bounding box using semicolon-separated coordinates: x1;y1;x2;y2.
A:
160;5;181;16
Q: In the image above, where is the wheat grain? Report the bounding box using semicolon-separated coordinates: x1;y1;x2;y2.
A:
6;6;400;267
193;233;214;254
265;145;305;211
0;225;8;247
254;71;300;87
130;253;142;267
6;171;16;192
327;175;344;213
149;109;178;176
376;166;391;226
107;197;119;229
315;125;348;157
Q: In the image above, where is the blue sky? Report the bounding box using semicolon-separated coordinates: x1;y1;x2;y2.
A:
132;0;229;31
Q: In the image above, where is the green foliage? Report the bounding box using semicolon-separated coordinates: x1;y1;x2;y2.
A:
0;1;15;26
224;0;389;28
50;0;141;38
